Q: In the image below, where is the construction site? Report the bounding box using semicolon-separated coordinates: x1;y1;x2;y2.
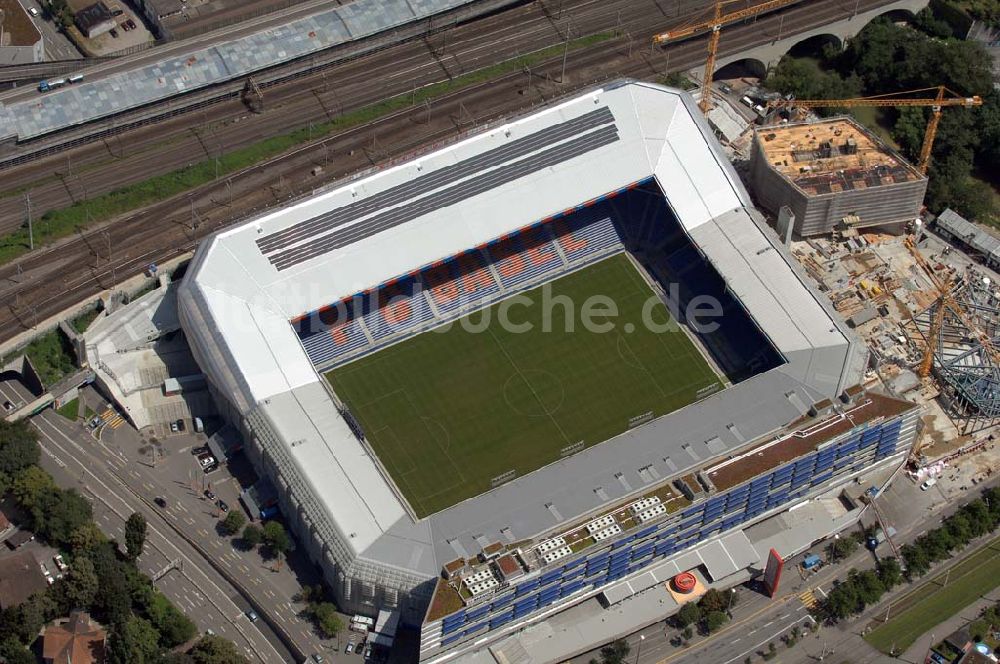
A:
785;216;1000;482
748;117;927;236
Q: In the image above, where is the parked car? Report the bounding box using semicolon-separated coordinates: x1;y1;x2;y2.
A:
126;18;136;29
110;28;118;37
204;489;216;500
198;454;216;468
2;401;12;411
28;7;39;16
345;642;355;654
921;477;938;491
364;644;373;659
111;7;123;16
53;554;68;572
312;655;325;663
120;22;130;31
204;463;219;474
191;446;208;456
170;421;179;433
217;500;229;513
176;419;186;432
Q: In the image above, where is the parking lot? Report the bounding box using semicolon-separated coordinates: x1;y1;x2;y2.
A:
69;385;363;660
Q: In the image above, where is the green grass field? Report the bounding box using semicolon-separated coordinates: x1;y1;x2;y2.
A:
865;538;1000;654
326;254;721;517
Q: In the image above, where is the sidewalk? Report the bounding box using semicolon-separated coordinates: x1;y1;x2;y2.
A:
898;591;1000;664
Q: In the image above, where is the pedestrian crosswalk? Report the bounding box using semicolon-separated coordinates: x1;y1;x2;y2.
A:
101;407;125;429
799;589;820;609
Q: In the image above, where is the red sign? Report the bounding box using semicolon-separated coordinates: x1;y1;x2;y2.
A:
763;548;784;598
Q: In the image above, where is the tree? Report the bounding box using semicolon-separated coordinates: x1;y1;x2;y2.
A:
702;610;728;634
828;536;858;562
63;556;99;608
312;602;343;638
946;512;974;547
68;522;106;553
143;590;197;647
12;592;58;643
0;638;34;664
262;521;290;559
854;569;885;606
241;524;263;549
125;513;147;561
0;421;40;476
877;557;903;590
698;588;731;614
107;616;161;664
11;466;54;509
824;577;860;621
30;487;92;547
676;602;702;628
220;511;246;537
190;635;250;664
600;639;631;664
901;542;931;578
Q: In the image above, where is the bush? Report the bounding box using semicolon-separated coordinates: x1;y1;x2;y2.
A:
220;511;246;536
241;524;263;549
676;602;701;628
702;610;728;634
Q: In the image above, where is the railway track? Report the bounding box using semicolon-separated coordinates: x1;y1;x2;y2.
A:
0;0;902;347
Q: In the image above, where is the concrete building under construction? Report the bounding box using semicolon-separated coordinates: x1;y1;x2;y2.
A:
749;117;927;237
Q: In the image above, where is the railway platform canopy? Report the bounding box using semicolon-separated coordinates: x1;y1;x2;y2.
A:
0;0;483;145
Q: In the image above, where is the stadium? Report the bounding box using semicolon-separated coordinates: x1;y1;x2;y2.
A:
177;81;919;661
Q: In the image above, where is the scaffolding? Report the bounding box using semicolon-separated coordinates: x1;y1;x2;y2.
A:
905;275;1000;433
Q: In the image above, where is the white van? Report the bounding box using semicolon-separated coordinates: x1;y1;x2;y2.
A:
194;416;204;433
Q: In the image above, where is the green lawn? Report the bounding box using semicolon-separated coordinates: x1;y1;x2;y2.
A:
55;397;79;421
326;254;721;517
865;538;1000;654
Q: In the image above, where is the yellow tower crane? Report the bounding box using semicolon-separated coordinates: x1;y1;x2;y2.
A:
904;236;1000;378
653;0;800;114
767;86;983;174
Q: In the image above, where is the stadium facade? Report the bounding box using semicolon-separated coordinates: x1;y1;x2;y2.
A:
177;81;918;661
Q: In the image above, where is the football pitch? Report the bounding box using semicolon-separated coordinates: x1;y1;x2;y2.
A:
326;254;721;517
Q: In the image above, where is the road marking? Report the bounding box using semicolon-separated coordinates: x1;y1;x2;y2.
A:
798;589;820;609
32;414;279;663
722;615;815;664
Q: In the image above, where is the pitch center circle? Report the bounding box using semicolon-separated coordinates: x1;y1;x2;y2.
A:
503;370;565;417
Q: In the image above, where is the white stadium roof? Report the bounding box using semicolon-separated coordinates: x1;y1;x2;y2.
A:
178;81;865;577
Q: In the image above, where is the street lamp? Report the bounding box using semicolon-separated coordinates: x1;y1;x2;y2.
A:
728;587;737;614
634;634;645;664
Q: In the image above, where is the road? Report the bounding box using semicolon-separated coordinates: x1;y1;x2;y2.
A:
29;408;298;663
43;385;348;663
0;0;906;353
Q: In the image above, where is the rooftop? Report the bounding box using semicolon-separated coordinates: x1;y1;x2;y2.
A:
179;82;865;585
0;0;485;143
756;117;923;196
425;386;916;621
705;391;915;491
0;0;42;47
42;610;107;664
0;550;47;610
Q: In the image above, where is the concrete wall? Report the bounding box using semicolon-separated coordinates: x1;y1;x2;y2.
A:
714;0;929;74
748;132;927;237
